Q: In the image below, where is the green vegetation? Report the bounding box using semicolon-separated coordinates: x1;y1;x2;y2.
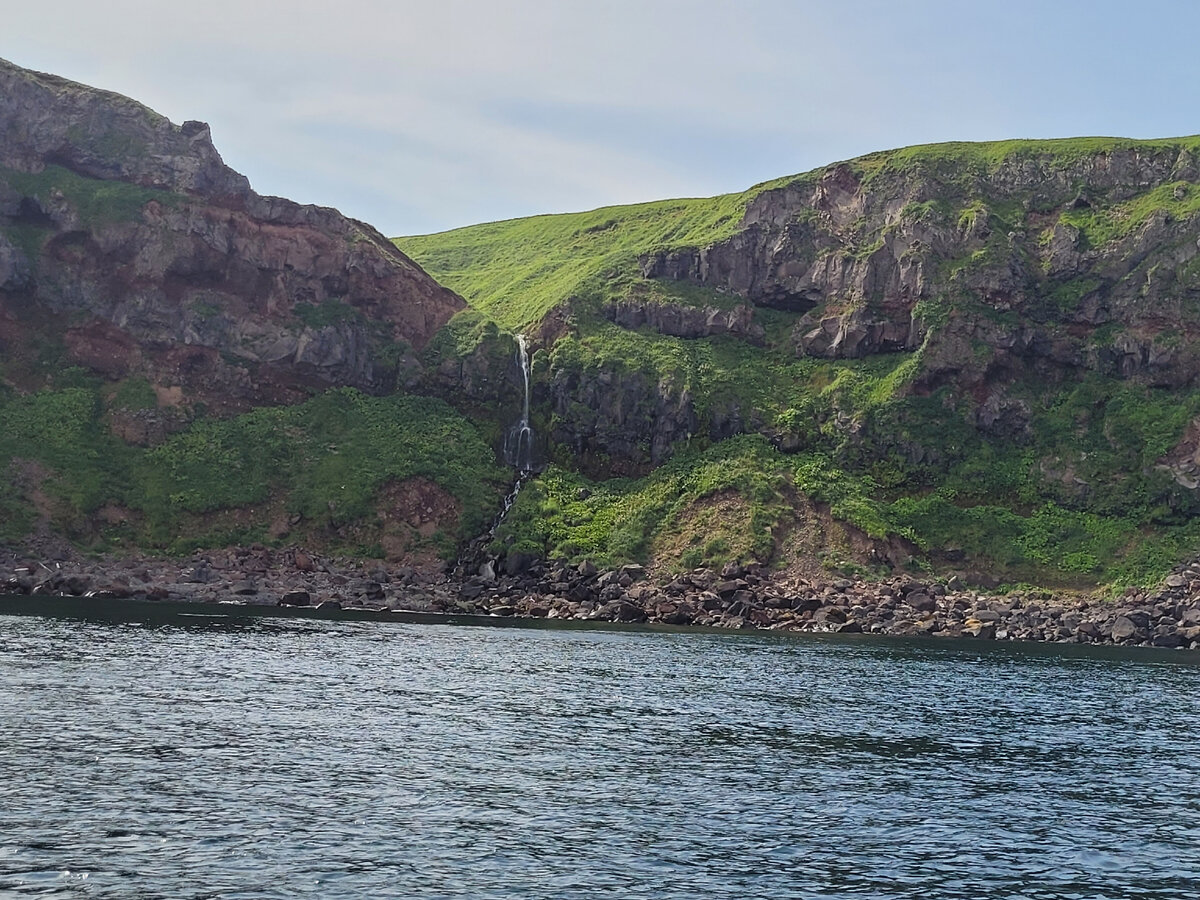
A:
0;383;507;556
0;222;52;261
495;422;1198;587
395;189;777;329
399;134;1200;589
398;135;1200;334
503;299;1199;588
8;133;1200;591
852;135;1200;189
0;164;178;226
493;437;792;566
292;299;362;329
1061;180;1200;248
110;377;158;411
421;308;508;362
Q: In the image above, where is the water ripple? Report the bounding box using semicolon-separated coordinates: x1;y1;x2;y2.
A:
1;608;1199;898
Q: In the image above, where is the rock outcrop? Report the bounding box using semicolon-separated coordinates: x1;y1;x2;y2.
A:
603;299;764;343
640;144;1200;387
0;57;464;414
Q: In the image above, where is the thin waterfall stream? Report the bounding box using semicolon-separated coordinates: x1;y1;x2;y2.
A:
455;334;536;578
502;334;534;473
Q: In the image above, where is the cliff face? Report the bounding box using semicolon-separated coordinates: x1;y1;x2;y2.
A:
642;142;1200;388
402;138;1200;586
528;141;1200;468
0;58;464;414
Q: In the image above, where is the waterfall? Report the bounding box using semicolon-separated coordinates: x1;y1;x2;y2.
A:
455;336;536;579
503;334;534;472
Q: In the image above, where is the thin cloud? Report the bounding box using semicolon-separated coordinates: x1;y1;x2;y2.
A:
5;0;1200;234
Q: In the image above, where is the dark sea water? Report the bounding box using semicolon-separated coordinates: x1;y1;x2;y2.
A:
1;597;1199;900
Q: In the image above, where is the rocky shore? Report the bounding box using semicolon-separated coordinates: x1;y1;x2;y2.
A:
3;544;1200;651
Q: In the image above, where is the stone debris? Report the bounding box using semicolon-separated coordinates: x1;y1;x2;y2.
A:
4;546;1200;652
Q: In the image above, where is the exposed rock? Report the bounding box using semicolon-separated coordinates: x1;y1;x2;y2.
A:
278;589;311;607
0;57;463;415
603;299;764;343
1110;616;1142;642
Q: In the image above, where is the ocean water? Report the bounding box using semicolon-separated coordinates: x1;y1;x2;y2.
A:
1;598;1198;899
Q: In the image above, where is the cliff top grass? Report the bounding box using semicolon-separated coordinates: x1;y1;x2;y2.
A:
395;192;764;330
848;134;1200;181
397;135;1200;332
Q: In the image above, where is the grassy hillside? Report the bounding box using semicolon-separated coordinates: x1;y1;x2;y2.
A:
397;135;1200;329
400;136;1200;590
395;189;782;329
0;373;508;559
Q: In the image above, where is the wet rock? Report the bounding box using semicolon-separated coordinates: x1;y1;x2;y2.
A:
598;583;625;603
278;590;311;607
182;564;215;584
599;599;646;623
316;600;342;611
814;607;848;625
749;608;775;628
964;619;996;639
0;576;33;594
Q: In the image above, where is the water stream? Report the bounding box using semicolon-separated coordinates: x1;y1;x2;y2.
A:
502;334;534;473
458;334;536;577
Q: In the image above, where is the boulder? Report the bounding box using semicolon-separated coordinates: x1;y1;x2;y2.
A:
1110;616;1142;642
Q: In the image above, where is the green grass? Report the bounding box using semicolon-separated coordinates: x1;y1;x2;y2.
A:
396;133;1200;588
134;388;509;548
493;436;793;566
546;319;926;448
10;132;1200;588
0;383;508;555
398;135;1200;335
0;164;179;227
292;299;362;329
110;376;158;411
395;190;778;329
854;135;1200;187
0;223;53;262
494;427;1198;587
1061;180;1200;248
0;387;134;519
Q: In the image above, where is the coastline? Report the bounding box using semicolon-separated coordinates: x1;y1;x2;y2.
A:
3;544;1199;651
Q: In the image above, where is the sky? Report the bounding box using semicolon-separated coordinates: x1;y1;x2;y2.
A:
4;1;1200;237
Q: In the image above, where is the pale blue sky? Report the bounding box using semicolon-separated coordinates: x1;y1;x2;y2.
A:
4;1;1198;236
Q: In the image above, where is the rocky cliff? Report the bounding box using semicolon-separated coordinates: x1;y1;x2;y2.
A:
643;142;1200;376
6;52;1200;590
402;137;1200;588
0;57;464;415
